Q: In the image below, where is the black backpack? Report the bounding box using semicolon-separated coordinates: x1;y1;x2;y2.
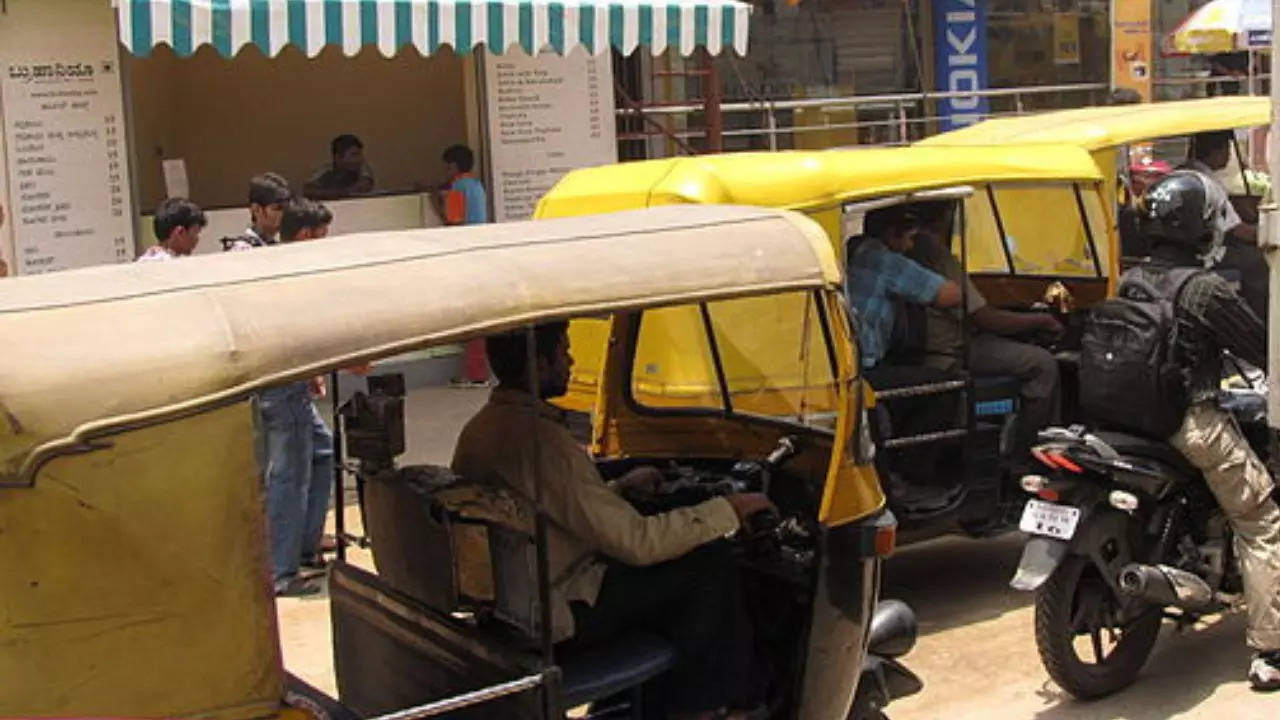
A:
1079;267;1201;439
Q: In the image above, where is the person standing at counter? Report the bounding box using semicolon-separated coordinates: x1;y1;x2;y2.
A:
304;134;375;200
137;198;206;262
222;172;293;251
437;144;494;387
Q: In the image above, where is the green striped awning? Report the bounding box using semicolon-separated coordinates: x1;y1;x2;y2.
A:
114;0;751;58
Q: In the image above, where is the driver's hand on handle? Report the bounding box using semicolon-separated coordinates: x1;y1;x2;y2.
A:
725;492;777;526
1038;313;1065;339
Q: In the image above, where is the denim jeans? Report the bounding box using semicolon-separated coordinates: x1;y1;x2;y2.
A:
257;383;335;587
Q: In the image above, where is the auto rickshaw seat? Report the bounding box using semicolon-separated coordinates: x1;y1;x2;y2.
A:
480;517;680;707
560;633;677;709
363;464;470;614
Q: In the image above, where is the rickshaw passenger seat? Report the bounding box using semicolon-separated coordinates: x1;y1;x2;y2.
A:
560;634;677;709
363;464;467;614
485;521;679;708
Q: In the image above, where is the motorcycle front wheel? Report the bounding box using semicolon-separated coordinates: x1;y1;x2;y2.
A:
1034;554;1163;699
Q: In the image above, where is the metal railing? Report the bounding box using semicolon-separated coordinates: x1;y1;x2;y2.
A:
617;82;1107;153
618;74;1270;157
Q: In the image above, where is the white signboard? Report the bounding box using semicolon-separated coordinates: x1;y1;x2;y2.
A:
2;58;133;274
483;50;617;223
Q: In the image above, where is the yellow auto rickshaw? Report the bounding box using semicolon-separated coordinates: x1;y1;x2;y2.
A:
536;146;1110;545
0;205;910;719
917;96;1270;276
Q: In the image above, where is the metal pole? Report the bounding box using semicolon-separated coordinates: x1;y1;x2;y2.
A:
1266;0;1280;430
332;370;347;562
363;673;546;720
524;327;555;667
1250;49;1257;96
702;49;723;153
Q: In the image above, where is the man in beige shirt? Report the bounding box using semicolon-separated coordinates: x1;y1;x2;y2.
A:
452;321;772;719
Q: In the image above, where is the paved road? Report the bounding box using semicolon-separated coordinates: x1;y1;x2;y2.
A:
285;384;1279;718
886;533;1275;720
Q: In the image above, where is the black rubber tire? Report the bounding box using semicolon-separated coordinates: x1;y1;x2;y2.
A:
1034;554;1163;699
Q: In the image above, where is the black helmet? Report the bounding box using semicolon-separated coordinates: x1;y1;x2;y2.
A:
1140;172;1213;251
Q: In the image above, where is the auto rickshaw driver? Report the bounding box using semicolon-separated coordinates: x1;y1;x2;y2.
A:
450;321;776;720
907;201;1065;471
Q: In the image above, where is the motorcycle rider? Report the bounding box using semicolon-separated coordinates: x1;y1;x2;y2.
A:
1136;171;1280;690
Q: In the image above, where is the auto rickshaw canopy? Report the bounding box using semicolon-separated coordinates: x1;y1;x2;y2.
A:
915;96;1269;150
0;204;837;487
535;145;1104;223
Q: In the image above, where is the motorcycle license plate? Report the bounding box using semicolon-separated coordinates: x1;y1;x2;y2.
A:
1019;499;1080;541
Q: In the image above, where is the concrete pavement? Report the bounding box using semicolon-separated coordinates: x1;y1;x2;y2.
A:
886;534;1275;720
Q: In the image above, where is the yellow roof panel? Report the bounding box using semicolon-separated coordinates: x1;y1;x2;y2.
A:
536;145;1104;218
917;97;1269;150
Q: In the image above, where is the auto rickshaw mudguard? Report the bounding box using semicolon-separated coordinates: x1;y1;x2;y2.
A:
795;509;896;719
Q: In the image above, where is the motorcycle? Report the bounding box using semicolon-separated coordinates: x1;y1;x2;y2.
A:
1007;372;1268;698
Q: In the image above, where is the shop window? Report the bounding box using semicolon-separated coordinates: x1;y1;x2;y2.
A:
986;1;1110;112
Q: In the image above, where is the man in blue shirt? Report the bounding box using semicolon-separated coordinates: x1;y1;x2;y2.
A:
846;206;961;368
438;144;488;226
846;205;962;498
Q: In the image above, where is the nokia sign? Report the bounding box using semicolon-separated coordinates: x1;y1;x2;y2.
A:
934;0;989;131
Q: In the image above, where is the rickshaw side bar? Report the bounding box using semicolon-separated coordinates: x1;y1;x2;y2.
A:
958;195;970;375
985;185;1017;277
1072;184;1105;278
958;198;976;454
881;428;970;449
813;290;840;380
699;303;736;415
525;325;556;666
1230;134;1254;199
874;380;968;400
362;673;547;720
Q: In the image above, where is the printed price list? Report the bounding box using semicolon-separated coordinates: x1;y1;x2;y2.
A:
3;60;134;274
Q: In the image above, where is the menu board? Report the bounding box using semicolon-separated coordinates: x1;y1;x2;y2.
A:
483;50;617;222
2;58;133;274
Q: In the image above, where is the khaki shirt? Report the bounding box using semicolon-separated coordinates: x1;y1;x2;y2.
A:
450;388;740;641
913;239;987;366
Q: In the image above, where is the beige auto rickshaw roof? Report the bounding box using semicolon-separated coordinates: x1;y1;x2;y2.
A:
916;97;1269;151
0;205;837;484
535;145;1103;218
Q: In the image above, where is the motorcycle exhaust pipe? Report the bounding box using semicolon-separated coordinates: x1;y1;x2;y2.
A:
1117;563;1217;612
